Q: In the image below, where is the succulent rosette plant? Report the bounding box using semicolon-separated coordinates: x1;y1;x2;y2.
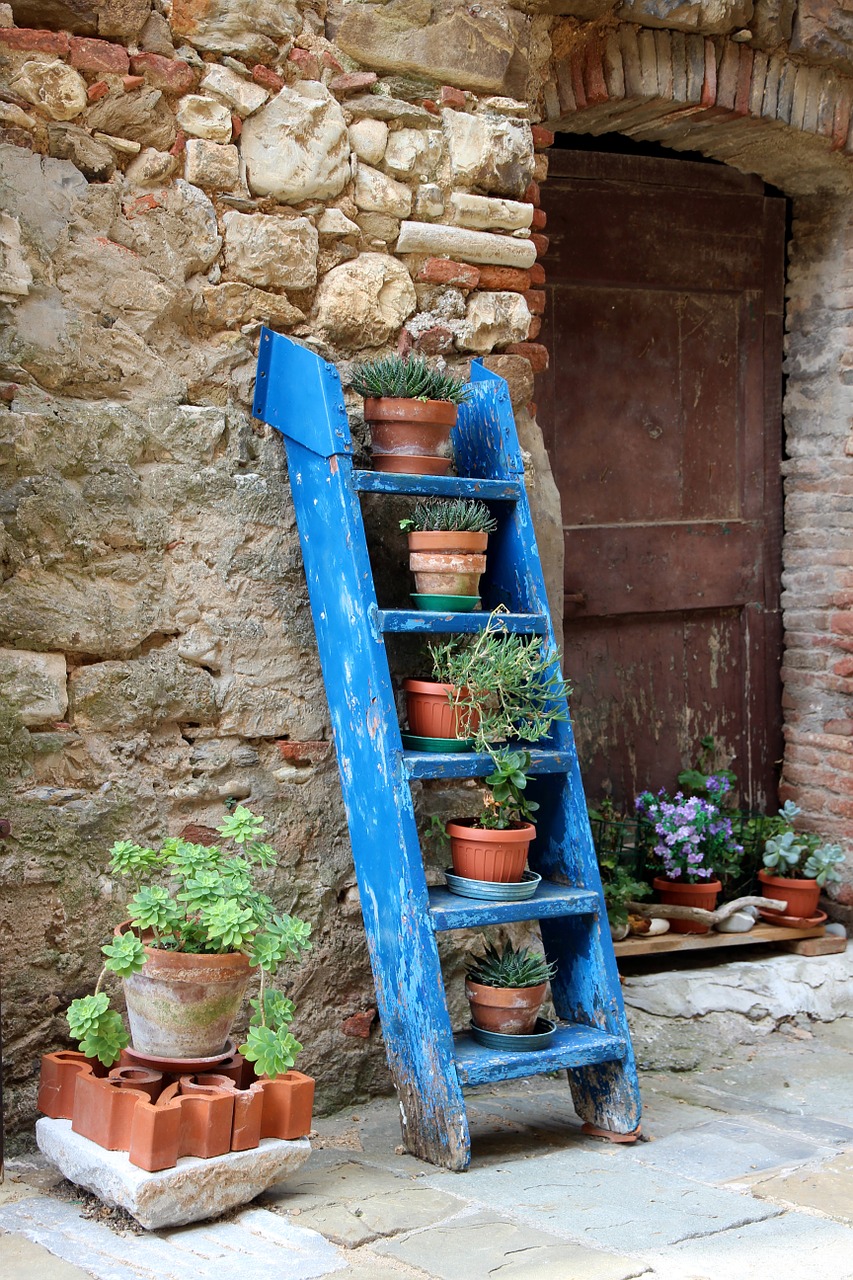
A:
635;777;744;884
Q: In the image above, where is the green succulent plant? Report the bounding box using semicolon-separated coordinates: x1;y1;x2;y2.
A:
761;801;846;886
466;941;557;989
350;354;470;404
65;806;312;1072
399;499;498;534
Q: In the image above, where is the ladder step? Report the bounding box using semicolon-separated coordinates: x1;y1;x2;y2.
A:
378;609;548;635
454;1024;627;1086
429;883;599;931
354;471;522;501
403;748;572;780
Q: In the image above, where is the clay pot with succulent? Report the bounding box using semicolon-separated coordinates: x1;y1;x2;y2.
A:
65;806;312;1079
400;498;497;609
757;800;846;924
446;748;540;883
350;354;470;476
465;941;556;1036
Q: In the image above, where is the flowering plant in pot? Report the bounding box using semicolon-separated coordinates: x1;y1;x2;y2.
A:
635;778;744;934
65;806;312;1077
404;610;568;749
400;498;497;607
757;801;845;923
465;940;556;1035
350;354;470;476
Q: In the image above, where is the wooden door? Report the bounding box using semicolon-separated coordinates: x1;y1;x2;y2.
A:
537;149;785;811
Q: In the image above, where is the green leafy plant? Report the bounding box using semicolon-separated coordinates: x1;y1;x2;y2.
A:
427;609;568;754
478;748;539;830
761;801;845;886
350;354;470;405
65;806;311;1072
677;734;737;801
466;941;556;989
399;499;497;535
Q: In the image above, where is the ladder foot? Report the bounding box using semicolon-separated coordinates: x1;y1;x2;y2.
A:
581;1121;643;1144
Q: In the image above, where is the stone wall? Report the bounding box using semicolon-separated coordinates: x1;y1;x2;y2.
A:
1;0;852;1139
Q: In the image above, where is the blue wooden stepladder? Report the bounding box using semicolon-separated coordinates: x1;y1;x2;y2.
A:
253;329;642;1170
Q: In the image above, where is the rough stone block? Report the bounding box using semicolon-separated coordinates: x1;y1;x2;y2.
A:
171;0;300;60
176;93;233;142
85;86;177;150
397;221;536;269
0;649;67;725
353;162;412;219
184;138;240;189
448;192;533;232
35;1120;311;1229
416;258;481;288
383;127;438;179
223;211;318;289
124;145;177;186
336;7;527;97
312;251;416;348
459;290;532;354
200;63;269;117
129;52;195;94
70;651;217;732
0;27;70;54
68;36;129;74
12;59;88;122
443;108;533;197
241;82;350;202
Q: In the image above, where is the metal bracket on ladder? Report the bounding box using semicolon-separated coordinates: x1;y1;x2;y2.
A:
254;329;642;1170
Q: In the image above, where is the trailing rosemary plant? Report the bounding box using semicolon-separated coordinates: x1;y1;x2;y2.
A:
399;498;498;535
350;354;470;404
466;941;556;989
427;610;568;753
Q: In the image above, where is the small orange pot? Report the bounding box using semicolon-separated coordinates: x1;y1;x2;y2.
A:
407;531;488;555
404;679;477;740
409;551;486;595
366;397;457;473
652;877;721;935
465;979;546;1035
447;820;535;882
757;870;821;922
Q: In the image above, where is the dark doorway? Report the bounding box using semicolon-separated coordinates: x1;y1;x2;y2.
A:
537;147;786;811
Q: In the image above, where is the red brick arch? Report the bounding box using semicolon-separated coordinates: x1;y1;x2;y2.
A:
545;23;853;195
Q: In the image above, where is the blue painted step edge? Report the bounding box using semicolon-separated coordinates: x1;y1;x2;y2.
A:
429;883;599;931
454;1024;627;1087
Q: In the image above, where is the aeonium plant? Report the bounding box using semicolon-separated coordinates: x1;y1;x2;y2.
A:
635;777;744;885
66;806;311;1076
762;800;846;885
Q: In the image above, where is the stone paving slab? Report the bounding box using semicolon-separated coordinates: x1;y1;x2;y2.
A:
2;1231;92;1280
424;1149;782;1253
0;1197;346;1280
624;1115;837;1183
735;1150;853;1225
641;1208;853;1280
374;1208;650;1280
261;1157;461;1246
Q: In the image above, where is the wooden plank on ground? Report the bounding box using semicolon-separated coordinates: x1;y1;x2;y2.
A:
613;922;828;958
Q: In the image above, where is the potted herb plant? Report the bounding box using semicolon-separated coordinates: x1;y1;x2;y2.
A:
350;354;470;476
403;610;567;751
757;800;846;923
401;498;498;608
447;748;539;882
465;940;556;1035
65;806;312;1080
635;778;744;934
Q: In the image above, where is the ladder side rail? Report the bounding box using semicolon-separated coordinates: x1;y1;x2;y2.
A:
254;333;470;1168
462;368;643;1134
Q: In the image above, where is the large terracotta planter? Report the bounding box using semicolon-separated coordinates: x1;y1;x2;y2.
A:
652;877;722;935
447;820;535;883
365;397;456;475
404;679;477;740
122;942;255;1059
757;869;821;922
465;978;546;1035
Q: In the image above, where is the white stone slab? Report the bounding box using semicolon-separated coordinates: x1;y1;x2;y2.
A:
36;1118;311;1230
396;221;536;268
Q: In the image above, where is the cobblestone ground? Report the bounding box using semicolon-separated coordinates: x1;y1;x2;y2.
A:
2;1018;852;1280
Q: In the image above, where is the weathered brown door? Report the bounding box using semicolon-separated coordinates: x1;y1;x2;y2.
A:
538;149;785;811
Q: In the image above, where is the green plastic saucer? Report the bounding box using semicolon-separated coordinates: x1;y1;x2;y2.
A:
411;594;481;612
401;733;474;753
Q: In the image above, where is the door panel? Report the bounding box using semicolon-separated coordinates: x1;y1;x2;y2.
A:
538;150;785;810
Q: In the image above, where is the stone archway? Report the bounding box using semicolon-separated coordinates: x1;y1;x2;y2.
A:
537;25;853;850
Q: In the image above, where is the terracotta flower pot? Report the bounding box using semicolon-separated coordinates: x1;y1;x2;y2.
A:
465;978;546;1035
407;531;489;555
447;820;535;883
122;942;256;1059
757;869;821;921
365;397;457;475
403;679;477;740
373;454;452;476
409;551;486;596
652;877;722;935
